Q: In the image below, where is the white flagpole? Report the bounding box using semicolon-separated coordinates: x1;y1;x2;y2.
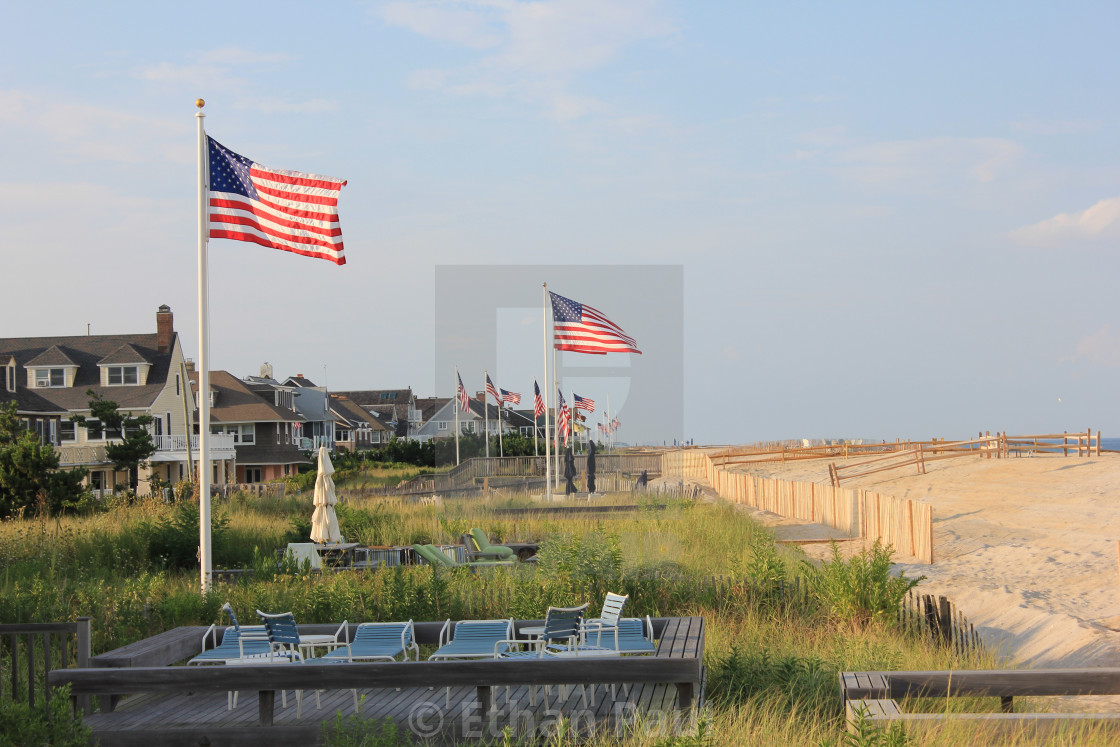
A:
454;367;460;465
533;381;538;457
498;397;504;458
542;285;552;500
483;370;489;459
195;99;212;595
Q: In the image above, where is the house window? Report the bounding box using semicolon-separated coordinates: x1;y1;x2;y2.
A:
5;365;13;392
60;422;76;441
175;374;180;396
438;421;448;431
84;419;104;440
211;424;254;444
244;467;262;484
107;366;139;385
35;368;65;387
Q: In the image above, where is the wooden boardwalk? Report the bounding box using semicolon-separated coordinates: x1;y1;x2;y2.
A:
54;617;705;746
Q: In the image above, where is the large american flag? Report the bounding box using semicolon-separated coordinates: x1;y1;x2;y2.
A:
573;394;595;413
556;390;571;446
500;388;521;406
485;374;500;403
549;291;641;355
208;137;347;265
533;381;545;418
457;373;470;413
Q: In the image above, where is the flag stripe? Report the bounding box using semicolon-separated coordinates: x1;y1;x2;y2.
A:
208;137;347;266
550;291;641;355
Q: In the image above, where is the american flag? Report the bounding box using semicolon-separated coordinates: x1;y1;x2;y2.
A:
208;137;347;265
549;291;641;355
485;374;500;402
573;394;595;413
533;381;545;418
500;388;521;406
556;390;571;446
457;373;470;413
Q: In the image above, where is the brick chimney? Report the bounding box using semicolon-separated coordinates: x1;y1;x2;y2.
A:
156;305;173;354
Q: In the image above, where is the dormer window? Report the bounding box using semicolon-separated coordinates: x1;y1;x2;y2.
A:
5;364;14;393
35;368;65;387
107;366;139;385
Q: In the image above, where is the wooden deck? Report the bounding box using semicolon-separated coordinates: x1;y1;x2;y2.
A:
52;617;704;746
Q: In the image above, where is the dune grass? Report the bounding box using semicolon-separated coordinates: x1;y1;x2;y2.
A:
0;474;1077;745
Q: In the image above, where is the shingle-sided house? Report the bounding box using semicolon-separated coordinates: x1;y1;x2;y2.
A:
411;395;522;443
190;370;309;484
0;306;235;496
330;395;390;451
331;388;418;439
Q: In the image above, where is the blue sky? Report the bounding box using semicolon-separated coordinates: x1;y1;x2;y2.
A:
3;1;1118;444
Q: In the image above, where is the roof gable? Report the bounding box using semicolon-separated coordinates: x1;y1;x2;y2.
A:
98;343;151;366
26;345;78;367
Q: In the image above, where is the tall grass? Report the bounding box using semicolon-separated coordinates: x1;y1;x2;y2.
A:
0;475;1025;745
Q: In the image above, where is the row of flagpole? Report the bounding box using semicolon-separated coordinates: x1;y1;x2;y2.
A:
194;102;639;594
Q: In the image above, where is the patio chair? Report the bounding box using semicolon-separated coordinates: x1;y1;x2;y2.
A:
413;543;514;568
429;618;515;707
468;528;516;561
253;610;348;716
188;602;271;665
581;592;629;651
496;604;590;706
315;620;418;663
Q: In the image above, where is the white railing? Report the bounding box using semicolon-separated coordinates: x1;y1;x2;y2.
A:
57;445;108;465
152;433;237;453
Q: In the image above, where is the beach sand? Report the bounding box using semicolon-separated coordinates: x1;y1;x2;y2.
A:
704;453;1120;670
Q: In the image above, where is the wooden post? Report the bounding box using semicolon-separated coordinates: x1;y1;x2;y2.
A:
258;690;275;726
477;685;491;719
1098;430;1102;457
76;617;91;715
676;681;694;712
907;500;915;558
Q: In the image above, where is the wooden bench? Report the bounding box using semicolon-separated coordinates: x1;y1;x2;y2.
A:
841;668;1120;737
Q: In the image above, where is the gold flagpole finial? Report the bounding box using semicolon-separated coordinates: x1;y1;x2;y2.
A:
196;98;205;109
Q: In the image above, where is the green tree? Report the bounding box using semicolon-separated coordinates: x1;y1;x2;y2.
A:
71;390;155;493
0;402;88;517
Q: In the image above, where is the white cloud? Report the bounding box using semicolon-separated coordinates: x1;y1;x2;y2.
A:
0;90;189;163
835;136;1023;185
1073;326;1120;369
380;0;674;120
1009;197;1120;247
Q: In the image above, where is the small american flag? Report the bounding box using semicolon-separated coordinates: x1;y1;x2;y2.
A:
208;137;347;265
573;394;595;413
549;291;641;355
500;389;521;405
457;373;470;413
533;381;545;418
485;374;500;402
557;390;571;445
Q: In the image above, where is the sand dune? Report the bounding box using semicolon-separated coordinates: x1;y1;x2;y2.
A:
722;453;1120;668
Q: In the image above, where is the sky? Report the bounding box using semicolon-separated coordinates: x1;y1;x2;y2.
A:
3;1;1119;445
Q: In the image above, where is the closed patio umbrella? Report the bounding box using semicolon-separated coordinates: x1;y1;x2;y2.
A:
310;446;341;544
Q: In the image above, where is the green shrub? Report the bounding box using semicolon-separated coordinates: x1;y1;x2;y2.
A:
146;501;231;570
805;541;924;627
0;683;92;747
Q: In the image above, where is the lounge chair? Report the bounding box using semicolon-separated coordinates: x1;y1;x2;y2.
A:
188;603;271;665
468;528;516;561
315;620;418;663
413;543;514;568
429;618;515;706
253;610;349;716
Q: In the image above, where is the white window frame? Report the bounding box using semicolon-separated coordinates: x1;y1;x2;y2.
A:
35;368;65;387
107;366;139;385
60;421;76;442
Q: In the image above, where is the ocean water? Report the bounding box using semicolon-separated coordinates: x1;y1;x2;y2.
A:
1099;437;1120;452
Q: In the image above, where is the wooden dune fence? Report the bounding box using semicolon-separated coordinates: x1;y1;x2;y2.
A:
661;449;934;564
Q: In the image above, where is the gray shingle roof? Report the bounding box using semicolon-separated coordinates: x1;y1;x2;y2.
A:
25;344;78;367
98;343;151;365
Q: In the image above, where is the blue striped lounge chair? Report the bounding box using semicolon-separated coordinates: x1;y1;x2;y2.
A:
429;619;515;707
188;603;271;665
316;620;418;663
